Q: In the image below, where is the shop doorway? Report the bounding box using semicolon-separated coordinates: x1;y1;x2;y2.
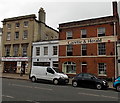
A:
21;62;26;74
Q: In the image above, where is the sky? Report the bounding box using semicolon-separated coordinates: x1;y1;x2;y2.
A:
0;0;120;30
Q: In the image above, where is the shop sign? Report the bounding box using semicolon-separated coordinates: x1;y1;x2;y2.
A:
68;38;102;45
59;36;117;45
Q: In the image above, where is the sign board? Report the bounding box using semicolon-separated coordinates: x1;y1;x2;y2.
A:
59;36;117;45
1;57;30;61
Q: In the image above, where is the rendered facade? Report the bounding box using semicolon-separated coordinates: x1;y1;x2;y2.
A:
32;40;59;71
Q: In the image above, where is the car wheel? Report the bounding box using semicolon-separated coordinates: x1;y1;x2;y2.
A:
53;79;59;85
72;81;78;87
96;84;102;90
116;85;120;92
31;76;36;82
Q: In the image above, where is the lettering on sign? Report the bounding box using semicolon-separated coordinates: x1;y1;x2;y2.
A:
68;38;102;45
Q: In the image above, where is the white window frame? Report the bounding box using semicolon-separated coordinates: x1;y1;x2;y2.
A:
53;46;57;55
24;21;29;27
13;45;19;56
63;62;76;74
98;63;107;76
7;24;11;29
5;46;10;56
36;47;40;56
22;45;27;57
15;22;20;28
81;29;87;38
81;44;87;56
15;32;19;40
67;45;73;56
23;30;28;39
44;47;48;55
98;43;106;55
7;32;11;40
66;31;72;39
97;27;105;37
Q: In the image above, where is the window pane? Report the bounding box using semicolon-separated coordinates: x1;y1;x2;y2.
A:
13;45;19;56
7;32;11;40
16;23;20;28
24;21;28;27
36;47;40;56
98;63;106;75
5;45;10;56
23;30;28;39
15;32;19;39
53;46;57;55
44;47;48;55
64;62;76;73
22;45;27;57
81;29;87;38
98;43;106;55
67;45;73;56
82;44;87;56
66;31;72;39
98;27;105;37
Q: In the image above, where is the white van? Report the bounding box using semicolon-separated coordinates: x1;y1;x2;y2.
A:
30;66;69;85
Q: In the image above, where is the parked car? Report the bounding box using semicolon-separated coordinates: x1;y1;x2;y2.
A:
72;73;109;90
30;66;69;85
113;76;120;92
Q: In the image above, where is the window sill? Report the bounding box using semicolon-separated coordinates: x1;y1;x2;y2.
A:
98;74;107;76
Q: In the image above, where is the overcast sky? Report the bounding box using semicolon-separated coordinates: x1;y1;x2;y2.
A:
0;0;119;30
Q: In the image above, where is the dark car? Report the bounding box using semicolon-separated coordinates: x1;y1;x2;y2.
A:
113;76;120;92
72;73;109;90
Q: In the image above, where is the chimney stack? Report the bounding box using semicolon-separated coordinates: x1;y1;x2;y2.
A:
113;1;118;17
38;8;46;23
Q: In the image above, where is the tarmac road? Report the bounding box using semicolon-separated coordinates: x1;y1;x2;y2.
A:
2;78;120;103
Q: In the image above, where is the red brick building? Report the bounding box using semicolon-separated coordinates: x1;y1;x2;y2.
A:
58;2;120;79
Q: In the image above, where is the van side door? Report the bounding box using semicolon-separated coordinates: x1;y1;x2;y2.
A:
46;68;55;81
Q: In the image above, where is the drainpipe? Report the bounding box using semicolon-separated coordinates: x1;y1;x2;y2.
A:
114;22;117;79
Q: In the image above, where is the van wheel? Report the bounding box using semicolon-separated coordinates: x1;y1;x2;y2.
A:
53;79;59;85
96;84;102;90
116;84;120;92
31;76;36;82
72;81;78;87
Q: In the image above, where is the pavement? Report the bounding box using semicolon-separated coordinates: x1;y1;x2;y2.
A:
0;73;114;89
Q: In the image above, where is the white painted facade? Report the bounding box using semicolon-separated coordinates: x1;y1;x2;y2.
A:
32;40;59;69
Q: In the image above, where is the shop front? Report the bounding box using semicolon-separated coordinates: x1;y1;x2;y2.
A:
2;57;30;74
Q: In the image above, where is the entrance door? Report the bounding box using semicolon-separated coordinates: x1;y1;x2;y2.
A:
82;65;87;73
81;62;87;73
21;62;26;74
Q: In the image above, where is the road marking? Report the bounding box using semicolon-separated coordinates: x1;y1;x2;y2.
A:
78;92;118;99
9;83;52;91
78;92;100;97
26;100;41;103
2;95;14;99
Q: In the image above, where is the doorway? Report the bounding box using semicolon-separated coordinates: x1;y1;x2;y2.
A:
81;62;87;73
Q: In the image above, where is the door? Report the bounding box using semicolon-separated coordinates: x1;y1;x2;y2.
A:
82;65;87;73
45;68;55;81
